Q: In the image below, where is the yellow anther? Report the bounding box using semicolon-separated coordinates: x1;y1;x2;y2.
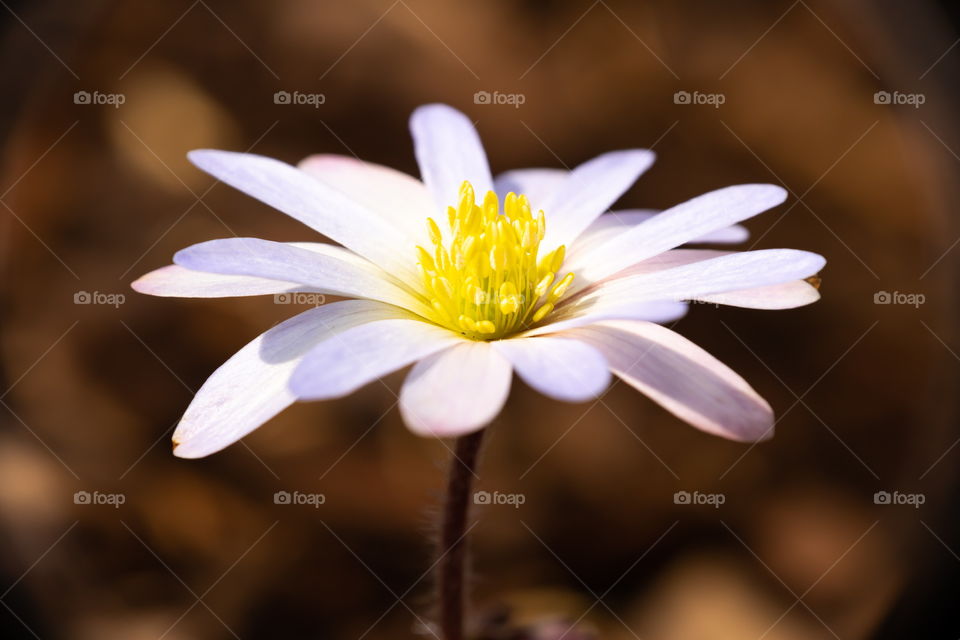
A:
550;246;566;272
532;303;554;323
427;218;442;245
505;192;517;214
475;320;497;334
416;246;436;271
498;282;520;314
496;217;509;238
518;195;532;219
458;184;475;220
434;276;454;299
483;190;498;219
417;181;572;340
434;247;448;271
535;273;555;298
520;224;533;249
549;272;576;301
461;235;477;260
490;245;506;271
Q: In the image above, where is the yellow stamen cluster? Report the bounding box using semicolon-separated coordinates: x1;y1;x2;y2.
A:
416;181;574;340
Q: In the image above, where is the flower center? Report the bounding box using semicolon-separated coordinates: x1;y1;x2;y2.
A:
416;181;574;340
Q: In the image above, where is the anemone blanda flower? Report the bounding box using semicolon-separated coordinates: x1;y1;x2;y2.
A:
132;104;824;458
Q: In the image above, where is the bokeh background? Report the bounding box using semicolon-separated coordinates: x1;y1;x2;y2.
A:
2;0;959;638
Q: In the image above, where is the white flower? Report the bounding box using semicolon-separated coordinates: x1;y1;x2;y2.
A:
132;104;824;458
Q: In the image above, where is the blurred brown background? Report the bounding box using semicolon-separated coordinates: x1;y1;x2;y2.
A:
2;0;959;638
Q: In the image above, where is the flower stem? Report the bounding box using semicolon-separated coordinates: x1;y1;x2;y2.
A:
438;429;485;640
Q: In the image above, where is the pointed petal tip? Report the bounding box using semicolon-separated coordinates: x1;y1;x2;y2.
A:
734;398;775;443
187;148;258;175
757;183;789;205
673;406;775;443
186;148;215;167
129;266;176;296
604;148;656;177
129;274;150;294
171;436;193;459
171;433;216;459
736;421;775;443
620;148;657;166
411;102;461;117
722;183;789;207
170;414;234;460
787;249;826;275
171;247;193;269
697;403;775;443
186;148;223;161
409;103;479;136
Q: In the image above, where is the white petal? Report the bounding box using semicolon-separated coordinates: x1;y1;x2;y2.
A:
523;300;689;337
133;242;391;299
540;150;655;252
608;248;731;276
579;249;825;302
297;154;433;243
173;300;403;458
400;341;512;437
569;210;748;260
534;249;824;334
493;336;610;402
410;104;493;212
573;184;787;283
569;320;773;441
188;150;418;279
569;248;821;310
697;280;820;309
174;237;425;312
494;168;567;211
616;300;690;324
289;319;463;400
132;264;301;298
